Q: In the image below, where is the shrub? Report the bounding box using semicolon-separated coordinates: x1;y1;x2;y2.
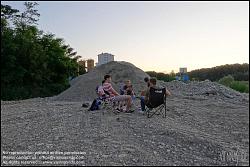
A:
218;75;234;87
230;81;249;93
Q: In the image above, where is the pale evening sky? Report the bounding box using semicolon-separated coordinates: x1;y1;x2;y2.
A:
2;1;249;73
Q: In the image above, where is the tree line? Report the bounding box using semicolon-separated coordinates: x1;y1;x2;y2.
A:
146;63;249;82
145;71;176;82
187;63;249;81
1;2;86;100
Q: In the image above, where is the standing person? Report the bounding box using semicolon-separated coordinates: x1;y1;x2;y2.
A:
102;75;134;113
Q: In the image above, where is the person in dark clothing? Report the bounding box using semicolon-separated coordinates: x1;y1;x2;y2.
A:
144;77;150;88
139;77;171;113
123;80;135;96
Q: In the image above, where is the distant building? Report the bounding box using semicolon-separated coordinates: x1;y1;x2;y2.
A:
87;59;94;72
179;67;189;82
179;67;187;74
96;53;114;66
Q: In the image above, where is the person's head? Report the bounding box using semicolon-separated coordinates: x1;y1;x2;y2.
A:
104;74;111;83
149;77;157;86
144;77;149;83
125;80;131;85
144;77;150;87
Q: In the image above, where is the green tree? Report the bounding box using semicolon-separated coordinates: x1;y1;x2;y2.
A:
188;63;249;81
1;2;82;100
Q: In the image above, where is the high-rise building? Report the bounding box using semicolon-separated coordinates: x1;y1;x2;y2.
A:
179;67;187;74
96;53;114;66
179;67;189;82
87;59;94;72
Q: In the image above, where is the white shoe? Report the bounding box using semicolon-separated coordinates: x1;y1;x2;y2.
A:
138;110;144;114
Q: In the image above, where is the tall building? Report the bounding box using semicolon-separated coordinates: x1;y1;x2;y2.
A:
179;67;187;74
87;59;94;72
96;53;114;66
179;67;189;82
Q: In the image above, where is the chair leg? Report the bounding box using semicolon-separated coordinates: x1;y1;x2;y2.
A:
147;108;158;118
146;105;166;118
146;107;154;118
163;105;166;118
147;108;150;118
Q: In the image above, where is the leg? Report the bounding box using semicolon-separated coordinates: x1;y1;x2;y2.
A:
113;95;132;112
125;96;132;111
140;96;146;111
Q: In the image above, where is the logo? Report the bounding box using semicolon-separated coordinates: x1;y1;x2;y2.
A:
155;90;162;93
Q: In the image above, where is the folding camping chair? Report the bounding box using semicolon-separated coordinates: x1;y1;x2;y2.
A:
96;86;121;114
145;87;167;118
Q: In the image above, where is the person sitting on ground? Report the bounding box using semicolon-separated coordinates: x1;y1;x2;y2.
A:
139;77;171;112
102;74;134;113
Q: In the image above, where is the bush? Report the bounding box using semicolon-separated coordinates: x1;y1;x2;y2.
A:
230;81;249;93
218;75;234;87
218;75;249;93
1;86;31;101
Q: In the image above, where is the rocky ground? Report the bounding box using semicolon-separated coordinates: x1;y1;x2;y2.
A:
1;93;249;166
1;61;249;166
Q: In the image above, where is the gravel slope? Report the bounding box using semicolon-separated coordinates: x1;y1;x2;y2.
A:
1;61;249;166
1;95;249;166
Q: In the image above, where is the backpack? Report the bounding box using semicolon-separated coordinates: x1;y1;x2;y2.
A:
89;99;101;111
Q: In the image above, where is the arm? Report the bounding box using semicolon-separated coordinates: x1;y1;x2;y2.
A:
141;90;146;96
111;86;119;96
103;83;119;96
145;88;150;101
165;89;171;96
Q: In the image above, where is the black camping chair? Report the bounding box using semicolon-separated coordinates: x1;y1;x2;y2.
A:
145;87;167;118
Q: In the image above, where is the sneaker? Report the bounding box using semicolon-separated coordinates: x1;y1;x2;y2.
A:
138;110;146;115
138;109;144;114
82;103;89;108
122;106;127;111
115;108;121;113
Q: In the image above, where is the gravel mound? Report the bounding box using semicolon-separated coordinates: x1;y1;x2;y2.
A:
51;61;149;102
52;61;248;103
160;80;248;99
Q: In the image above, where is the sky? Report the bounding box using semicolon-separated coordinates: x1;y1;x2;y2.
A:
2;1;249;73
